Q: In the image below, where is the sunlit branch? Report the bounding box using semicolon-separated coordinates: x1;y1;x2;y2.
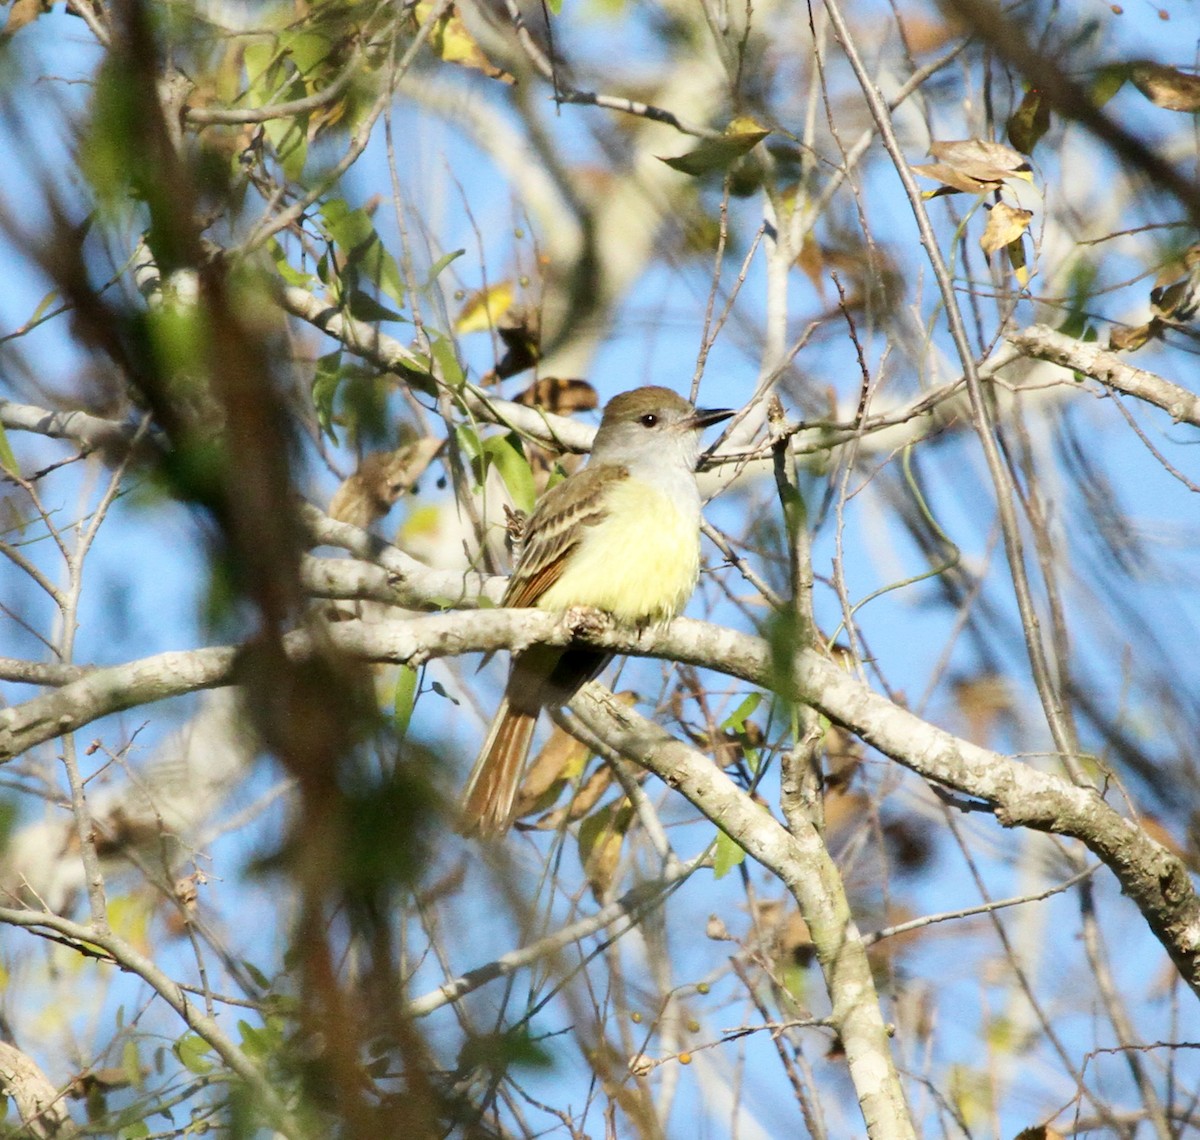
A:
1008;324;1200;428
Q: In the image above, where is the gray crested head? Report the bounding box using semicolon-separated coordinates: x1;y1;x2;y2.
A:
589;386;733;472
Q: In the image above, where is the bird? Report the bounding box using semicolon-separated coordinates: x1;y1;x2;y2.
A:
459;385;734;837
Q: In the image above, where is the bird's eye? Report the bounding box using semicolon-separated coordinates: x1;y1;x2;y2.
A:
638;413;659;428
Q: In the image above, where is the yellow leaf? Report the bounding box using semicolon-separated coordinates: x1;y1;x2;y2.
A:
1006;235;1030;287
414;2;515;84
455;280;515;333
980;201;1033;255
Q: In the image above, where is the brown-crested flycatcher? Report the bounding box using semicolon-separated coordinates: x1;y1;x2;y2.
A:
460;385;733;837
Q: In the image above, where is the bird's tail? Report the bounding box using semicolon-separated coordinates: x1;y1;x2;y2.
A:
458;694;537;838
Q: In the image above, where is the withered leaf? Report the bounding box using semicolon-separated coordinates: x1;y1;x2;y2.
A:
578;802;634;900
1150;243;1200;321
414;2;515;84
929;138;1032;182
980;202;1034;255
3;0;50;36
1131;61;1200;112
328;438;443;528
1006;234;1031;287
910;162;992;197
1108;320;1161;352
916;138;1033;196
514;377;599;415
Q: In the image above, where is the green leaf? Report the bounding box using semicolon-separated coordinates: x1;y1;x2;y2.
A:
346;289;406;324
661;116;770;176
455;423;482;462
242;39;285;105
321;197;362;243
394;664;419;739
722;692;762;732
321;200;406;305
268;239;316;288
0;422;19;477
430;334;465;388
282;27;335;79
312;350;343;443
1090;63;1129;108
1006;87;1051;155
121;1039;142;1090
241;959;272;991
174;1034;213;1075
262;113;308;181
25;288;59;327
424;247;466;290
237;1020;270;1059
482;432;536;514
712;829;746;879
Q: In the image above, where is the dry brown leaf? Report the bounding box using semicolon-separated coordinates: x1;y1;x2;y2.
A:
1007;87;1052;155
895;11;964;54
1006;235;1031;287
1131;61;1200;112
519;692;639;828
328;437;443;528
512;722;590;819
579;803;634;900
916;138;1033;196
980;202;1033;255
479;304;542;383
795;235;826;297
2;0;49;36
952;673;1014;742
823;724;863;790
1108;320;1161;352
1150;243;1200;321
823;788;870;836
929;138;1032;182
911;162;993;196
514;377;599;415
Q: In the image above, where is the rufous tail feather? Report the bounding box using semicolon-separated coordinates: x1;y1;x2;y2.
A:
459;695;537;837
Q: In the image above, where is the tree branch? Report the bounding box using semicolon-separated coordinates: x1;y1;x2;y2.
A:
4;606;1197;1002
0;1041;74;1138
567;685;916;1140
1008;324;1200;427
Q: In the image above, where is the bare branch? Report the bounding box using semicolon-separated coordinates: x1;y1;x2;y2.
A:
1008;324;1200;427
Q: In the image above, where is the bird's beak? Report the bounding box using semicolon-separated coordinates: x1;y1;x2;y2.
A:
688;406;735;431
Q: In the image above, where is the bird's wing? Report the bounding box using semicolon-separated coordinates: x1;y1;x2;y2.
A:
503;463;628;608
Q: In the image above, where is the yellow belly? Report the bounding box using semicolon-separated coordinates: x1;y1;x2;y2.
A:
535;479;700;623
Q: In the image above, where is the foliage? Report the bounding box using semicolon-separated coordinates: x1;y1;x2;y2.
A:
0;0;1199;1137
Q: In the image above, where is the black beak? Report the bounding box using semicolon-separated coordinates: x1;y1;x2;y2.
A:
689;406;735;431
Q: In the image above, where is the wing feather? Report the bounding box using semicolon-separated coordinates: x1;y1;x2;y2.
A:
503;464;628;608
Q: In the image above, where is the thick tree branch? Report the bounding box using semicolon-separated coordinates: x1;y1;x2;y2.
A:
568;685;915;1140
4;606;1197;1000
0;1041;74;1138
0;399;142;454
